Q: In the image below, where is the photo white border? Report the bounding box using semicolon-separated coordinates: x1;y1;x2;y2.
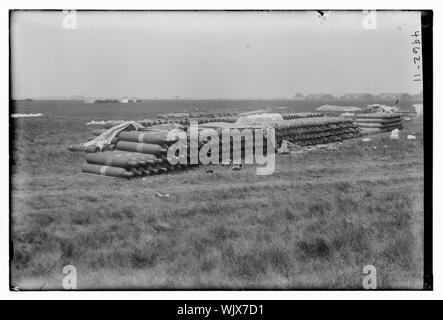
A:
1;0;441;300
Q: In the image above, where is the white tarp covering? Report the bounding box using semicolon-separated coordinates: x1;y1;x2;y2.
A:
86;120;107;125
413;103;423;114
316;105;362;112
11;113;42;118
235;113;284;125
366;104;400;113
84;120;144;150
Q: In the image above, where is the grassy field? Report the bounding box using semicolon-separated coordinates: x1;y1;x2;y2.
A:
10;102;424;289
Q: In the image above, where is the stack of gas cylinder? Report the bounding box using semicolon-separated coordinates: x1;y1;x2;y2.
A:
78;113;362;178
281;112;324;120
269;117;361;146
356;113;402;134
81;130;193;178
101;116;238;129
97;112;323;130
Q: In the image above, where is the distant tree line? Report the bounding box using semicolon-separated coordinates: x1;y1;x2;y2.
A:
292;92;423;101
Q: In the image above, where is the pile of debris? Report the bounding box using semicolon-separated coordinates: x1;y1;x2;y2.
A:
356;113;402;134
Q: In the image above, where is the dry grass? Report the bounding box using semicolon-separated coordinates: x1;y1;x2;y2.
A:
10;101;424;289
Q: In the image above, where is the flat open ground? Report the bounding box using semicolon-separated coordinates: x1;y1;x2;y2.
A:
10;101;424;289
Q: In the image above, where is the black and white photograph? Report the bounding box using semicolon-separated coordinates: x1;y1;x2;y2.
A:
8;9;432;292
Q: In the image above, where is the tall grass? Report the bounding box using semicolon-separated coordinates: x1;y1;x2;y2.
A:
10;105;424;289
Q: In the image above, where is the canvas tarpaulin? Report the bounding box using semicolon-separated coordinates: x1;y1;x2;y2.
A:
84;120;144;151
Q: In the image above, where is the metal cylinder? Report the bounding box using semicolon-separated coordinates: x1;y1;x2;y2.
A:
129;167;143;176
154;164;168;173
85;145;100;153
146;165;159;174
86;152;139;169
118;131;178;144
81;163;134;178
68;144;85;152
113;151;161;164
116;141;167;155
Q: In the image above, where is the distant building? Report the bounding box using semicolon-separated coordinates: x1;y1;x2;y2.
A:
119;98;129;103
293;93;304;100
305;93;335;101
340;93;374;101
94;99;119;103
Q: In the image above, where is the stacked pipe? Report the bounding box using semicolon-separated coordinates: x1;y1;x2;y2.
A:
81;117;361;178
82;151;164;178
155;111;238;119
198;117;360;152
81;130;193;178
282;112;324;120
356;113;402;134
100;113;325;130
196;124;270;164
270;117;360;146
138;118;188;127
216;134;269;163
101;116;239;130
98;113;327;130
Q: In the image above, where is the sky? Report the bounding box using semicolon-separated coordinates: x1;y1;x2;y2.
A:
11;10;423;99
